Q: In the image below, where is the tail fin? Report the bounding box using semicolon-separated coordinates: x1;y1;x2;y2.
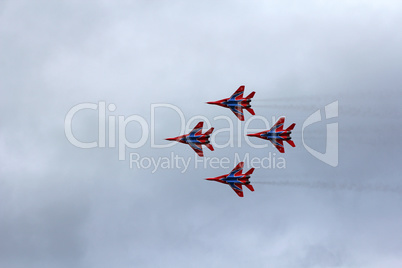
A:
246;91;255;99
245;107;255;115
205;127;214;136
245;184;254;192
286;139;296;147
205;143;214;151
286;123;295;131
245;168;254;175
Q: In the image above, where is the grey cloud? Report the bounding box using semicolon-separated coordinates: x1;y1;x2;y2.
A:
1;1;402;267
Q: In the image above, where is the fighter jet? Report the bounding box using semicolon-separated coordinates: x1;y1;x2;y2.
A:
165;121;214;157
207;85;255;121
205;162;254;197
247;117;295;153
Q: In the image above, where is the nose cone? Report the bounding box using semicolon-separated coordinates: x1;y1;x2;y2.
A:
247;133;258;137
205;178;216;181
165;137;178;141
206;101;222;105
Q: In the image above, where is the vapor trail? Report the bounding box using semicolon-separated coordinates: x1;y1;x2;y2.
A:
256;94;335;102
252;104;319;111
253;180;402;195
252;104;386;117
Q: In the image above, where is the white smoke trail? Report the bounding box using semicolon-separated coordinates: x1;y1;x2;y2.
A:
252;104;319;111
256;94;336;102
252;104;385;117
253;180;402;195
255;90;399;104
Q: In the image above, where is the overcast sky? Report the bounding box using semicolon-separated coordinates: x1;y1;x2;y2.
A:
1;1;402;267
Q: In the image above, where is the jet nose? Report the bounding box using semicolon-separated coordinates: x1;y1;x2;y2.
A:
205;178;215;181
165;137;177;141
247;133;258;137
206;101;218;105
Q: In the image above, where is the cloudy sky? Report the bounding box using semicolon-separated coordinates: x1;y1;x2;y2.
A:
1;1;402;267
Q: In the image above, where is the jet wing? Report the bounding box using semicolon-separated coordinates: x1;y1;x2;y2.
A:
270;139;285;153
188;142;204;157
229;85;245;101
190;121;204;136
229;162;244;177
268;117;285;132
228;182;244;197
229;105;244;121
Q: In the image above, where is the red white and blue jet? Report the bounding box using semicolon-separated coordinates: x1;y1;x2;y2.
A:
206;162;255;197
207;85;255;121
166;121;214;157
247;117;295;153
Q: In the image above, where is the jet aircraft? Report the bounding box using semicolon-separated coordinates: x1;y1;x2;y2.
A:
205;162;254;197
247;117;295;153
207;85;255;121
166;121;214;157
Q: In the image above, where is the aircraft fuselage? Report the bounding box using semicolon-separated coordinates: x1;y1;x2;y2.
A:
211;174;251;185
223;98;252;108
260;131;292;140
185;135;210;144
